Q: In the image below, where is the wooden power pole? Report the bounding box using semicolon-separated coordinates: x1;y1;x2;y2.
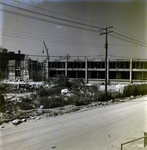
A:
99;26;113;101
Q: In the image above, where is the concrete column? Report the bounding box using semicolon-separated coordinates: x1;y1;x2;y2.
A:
85;59;88;83
65;59;68;76
107;59;109;84
130;59;132;83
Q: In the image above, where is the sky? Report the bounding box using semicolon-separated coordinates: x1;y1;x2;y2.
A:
0;0;147;61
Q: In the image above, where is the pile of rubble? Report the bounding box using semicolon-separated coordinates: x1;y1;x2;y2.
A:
0;94;139;129
0;80;141;129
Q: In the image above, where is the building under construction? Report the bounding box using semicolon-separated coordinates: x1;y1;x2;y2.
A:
44;57;147;83
0;49;29;81
1;48;147;83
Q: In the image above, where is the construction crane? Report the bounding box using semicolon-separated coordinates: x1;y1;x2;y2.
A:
43;41;49;80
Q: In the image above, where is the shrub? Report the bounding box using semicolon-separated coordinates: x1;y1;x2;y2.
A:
70;78;85;89
75;96;90;106
97;91;113;101
20;101;34;110
50;96;63;108
37;95;63;109
19;96;34;110
0;91;5;112
37;86;62;97
123;84;137;97
122;84;147;97
37;86;49;97
1;83;13;93
62;96;76;105
52;75;71;88
38;96;52;108
111;92;123;99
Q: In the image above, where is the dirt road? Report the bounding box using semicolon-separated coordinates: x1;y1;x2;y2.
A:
1;96;147;150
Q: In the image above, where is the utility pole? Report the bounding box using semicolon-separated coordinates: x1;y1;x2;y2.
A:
99;26;113;101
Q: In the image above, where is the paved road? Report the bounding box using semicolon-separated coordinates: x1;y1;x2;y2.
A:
1;96;147;150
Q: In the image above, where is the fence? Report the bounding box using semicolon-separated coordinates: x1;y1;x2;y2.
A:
121;132;147;150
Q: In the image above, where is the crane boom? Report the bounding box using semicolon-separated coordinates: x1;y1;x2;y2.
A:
43;41;49;61
43;41;49;80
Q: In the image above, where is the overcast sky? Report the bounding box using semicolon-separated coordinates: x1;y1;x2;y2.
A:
0;0;147;60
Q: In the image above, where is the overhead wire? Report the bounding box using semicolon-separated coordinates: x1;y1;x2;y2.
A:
12;0;109;27
114;27;147;45
113;32;147;46
0;31;104;48
0;2;102;30
0;1;146;60
109;55;147;60
0;8;102;34
28;54;147;61
1;1;146;47
13;0;147;47
109;43;141;47
109;34;147;47
27;54;105;58
0;26;104;48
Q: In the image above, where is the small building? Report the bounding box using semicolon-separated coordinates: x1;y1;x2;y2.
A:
0;49;29;81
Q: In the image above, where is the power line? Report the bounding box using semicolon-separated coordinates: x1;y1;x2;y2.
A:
27;54;105;58
114;27;147;45
12;0;109;27
114;32;147;46
0;7;102;35
1;2;146;48
0;2;101;30
109;43;146;47
1;27;104;46
1;1;146;59
0;32;104;48
109;34;147;47
109;55;147;60
27;54;147;60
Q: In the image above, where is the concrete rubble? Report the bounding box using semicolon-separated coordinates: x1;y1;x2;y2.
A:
0;80;144;129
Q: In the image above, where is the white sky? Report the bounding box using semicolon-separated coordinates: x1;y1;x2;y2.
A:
0;0;147;60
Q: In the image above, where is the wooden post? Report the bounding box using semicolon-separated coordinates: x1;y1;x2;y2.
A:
144;132;147;147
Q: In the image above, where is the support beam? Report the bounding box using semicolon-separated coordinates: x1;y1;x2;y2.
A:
85;59;88;83
130;59;132;83
65;59;68;76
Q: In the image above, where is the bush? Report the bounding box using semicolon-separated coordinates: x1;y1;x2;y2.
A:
122;84;147;97
97;92;113;101
37;86;62;97
0;91;5;112
111;92;123;99
1;83;13;93
20;101;34;110
49;96;63;108
37;87;49;97
75;96;90;106
123;84;137;97
70;78;85;89
52;75;71;88
37;95;63;109
19;96;34;110
62;95;76;105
